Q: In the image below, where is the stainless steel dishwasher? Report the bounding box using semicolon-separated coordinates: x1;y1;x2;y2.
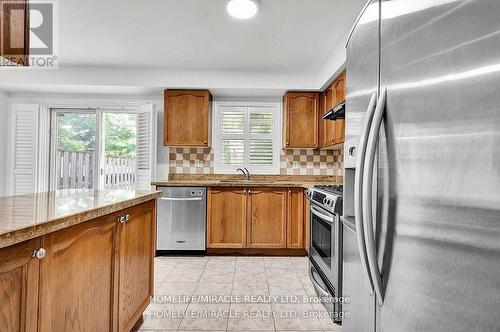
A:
157;187;206;253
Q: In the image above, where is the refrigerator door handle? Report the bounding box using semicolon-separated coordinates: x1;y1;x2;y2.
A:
362;87;387;306
354;91;378;295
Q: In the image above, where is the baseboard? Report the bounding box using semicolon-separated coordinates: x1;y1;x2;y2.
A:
206;248;307;256
156;250;207;256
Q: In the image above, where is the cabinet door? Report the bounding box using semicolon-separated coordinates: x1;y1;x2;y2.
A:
334;72;346;104
0;238;40;332
304;197;311;253
247;188;287;248
325;83;335;112
334;119;345;144
117;201;155;332
286;188;304;249
164;90;212;147
0;0;29;65
38;218;118;332
207;187;247;248
283;92;318;149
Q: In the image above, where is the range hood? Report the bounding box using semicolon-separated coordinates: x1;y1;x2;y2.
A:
323;101;345;120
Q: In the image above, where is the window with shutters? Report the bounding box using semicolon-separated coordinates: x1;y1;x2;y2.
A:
213;102;281;174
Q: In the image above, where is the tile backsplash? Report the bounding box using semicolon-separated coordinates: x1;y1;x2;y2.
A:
169;148;343;176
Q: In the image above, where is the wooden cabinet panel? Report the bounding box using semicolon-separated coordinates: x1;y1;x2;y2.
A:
304;197;311;254
334;119;345;145
164;89;212;147
247;188;287;248
334;71;346;104
319;71;346;149
287;188;304;249
0;238;39;332
117;201;155;332
325;84;335;113
207;187;247;248
283;92;319;149
38;218;118;332
0;0;29;65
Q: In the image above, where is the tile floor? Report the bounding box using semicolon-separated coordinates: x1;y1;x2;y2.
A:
135;256;342;332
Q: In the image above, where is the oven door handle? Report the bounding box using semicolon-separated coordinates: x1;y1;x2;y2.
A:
354;92;377;295
362;87;387;306
310;205;334;223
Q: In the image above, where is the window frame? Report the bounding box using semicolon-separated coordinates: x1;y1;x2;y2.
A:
213;101;282;174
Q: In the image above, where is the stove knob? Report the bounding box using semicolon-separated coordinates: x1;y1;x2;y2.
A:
323;198;328;205
328;199;334;207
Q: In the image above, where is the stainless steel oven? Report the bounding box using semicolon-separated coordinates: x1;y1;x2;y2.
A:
305;185;343;324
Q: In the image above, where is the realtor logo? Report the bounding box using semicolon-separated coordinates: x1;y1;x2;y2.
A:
1;0;58;67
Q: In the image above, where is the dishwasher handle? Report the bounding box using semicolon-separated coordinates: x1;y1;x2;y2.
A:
160;197;203;201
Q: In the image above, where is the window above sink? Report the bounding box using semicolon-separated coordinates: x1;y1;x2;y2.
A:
213;101;281;175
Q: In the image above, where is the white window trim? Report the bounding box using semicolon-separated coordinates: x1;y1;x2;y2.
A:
213;101;282;175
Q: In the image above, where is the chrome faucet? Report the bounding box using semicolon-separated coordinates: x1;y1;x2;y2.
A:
236;167;250;180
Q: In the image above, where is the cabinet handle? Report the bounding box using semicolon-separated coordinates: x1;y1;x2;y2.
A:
248;189;251;193
203;141;208;144
117;214;130;223
32;248;47;259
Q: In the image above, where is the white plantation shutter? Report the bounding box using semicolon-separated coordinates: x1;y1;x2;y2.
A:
136;103;156;190
10;104;39;195
248;108;274;167
218;107;246;166
214;103;280;174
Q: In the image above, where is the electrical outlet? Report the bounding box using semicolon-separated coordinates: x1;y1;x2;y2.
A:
293;161;300;169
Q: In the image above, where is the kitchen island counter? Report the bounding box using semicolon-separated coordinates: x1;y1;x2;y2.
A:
0;189;161;249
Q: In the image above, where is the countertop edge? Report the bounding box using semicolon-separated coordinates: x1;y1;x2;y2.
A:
0;191;161;250
151;181;338;188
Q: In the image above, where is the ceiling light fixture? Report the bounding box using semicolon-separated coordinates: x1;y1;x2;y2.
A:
226;0;259;20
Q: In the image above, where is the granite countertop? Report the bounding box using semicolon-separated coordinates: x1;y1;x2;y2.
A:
0;189;161;249
152;174;343;188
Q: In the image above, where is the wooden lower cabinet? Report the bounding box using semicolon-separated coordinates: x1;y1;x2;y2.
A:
117;201;155;332
287;188;304;249
207;187;308;250
0;200;156;332
39;217;118;332
0;238;40;332
304;197;311;253
207;188;247;248
247;188;287;248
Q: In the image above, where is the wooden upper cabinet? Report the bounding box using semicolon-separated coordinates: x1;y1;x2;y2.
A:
207;187;247;248
164;89;212;147
247;188;287;248
324;83;336;113
117;201;155;332
0;238;40;332
38;217;118;332
283;92;319;149
0;0;30;66
319;71;346;148
287;188;304;249
319;91;337;148
334;71;346;105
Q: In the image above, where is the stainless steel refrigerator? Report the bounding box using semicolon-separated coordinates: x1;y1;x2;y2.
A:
342;0;500;331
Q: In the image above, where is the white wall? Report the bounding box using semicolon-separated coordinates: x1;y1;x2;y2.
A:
0;91;9;196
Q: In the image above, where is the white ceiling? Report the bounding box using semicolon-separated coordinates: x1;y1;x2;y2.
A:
0;0;367;97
